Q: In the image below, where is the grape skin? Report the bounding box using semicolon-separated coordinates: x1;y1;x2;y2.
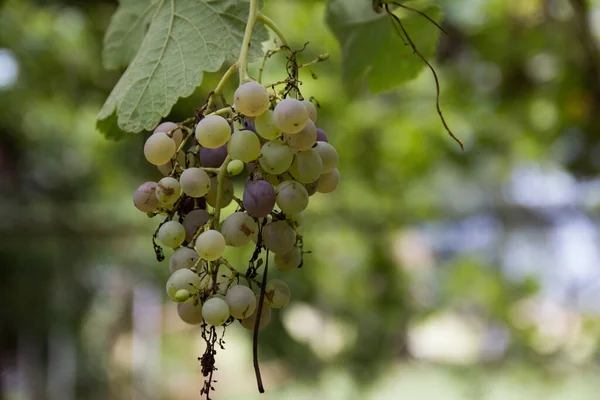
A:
169;247;199;273
166;269;201;300
234;81;270;117
313;141;339;174
254;109;281;140
227;159;245;175
225;285;257;319
202;297;231;326
182;209;210;242
156;177;181;205
289;149;323;184
221;212;258;247
302;99;318;122
262;220;296;254
276;180;309;215
275;247;302;272
177;301;203;325
265;279;291;309
241;298;272;330
205;176;234;208
133;182;160;213
155;121;183;148
284;119;317;151
316;128;329;142
200;144;228;168
258;140;294;175
243;180;276;218
144;132;176;165
273;98;309;134
195;115;231;149
317;168;340;194
158;220;186;248
180;167;211;198
195;230;226;261
228;129;261;162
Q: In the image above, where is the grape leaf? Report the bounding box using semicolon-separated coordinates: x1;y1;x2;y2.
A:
97;0;267;137
326;0;442;95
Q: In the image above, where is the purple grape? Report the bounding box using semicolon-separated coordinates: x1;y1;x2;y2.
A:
244;117;257;133
243;180;276;218
182;209;211;242
180;196;207;216
304;180;318;196
200;144;228;168
316;128;329;143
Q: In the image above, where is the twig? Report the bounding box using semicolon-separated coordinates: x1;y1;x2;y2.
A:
253;250;269;393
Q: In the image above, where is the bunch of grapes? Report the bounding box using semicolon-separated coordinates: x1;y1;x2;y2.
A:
132;78;340;392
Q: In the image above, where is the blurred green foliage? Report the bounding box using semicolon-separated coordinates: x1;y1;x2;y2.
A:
1;0;600;399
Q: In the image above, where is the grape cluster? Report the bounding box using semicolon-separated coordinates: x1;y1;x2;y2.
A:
133;81;340;333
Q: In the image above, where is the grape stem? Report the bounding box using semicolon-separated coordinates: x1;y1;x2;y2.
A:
238;0;260;82
206;63;238;112
257;12;290;47
212;155;231;231
253;250;269;393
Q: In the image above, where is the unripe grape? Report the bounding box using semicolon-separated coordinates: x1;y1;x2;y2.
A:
241;298;272;331
144;132;176;165
156;177;181;205
182;209;210;242
317;168;340;194
166;269;201;300
195;115;231;148
265;279;291;309
302;99;318;122
195;230;226;261
316;128;329;142
243;180;276;218
313;142;339;173
177;300;203;325
275;247;302;272
174;289;191;302
200;144;228;167
234;81;270;116
169;247;199;272
202;297;230;326
262;220;296;254
259;140;294;175
289;149;323;184
225;285;257;319
205;176;234;208
158;220;186;248
180;167;210;198
227;159;244;175
284;119;317;151
221;212;258;247
228;130;261;162
276;180;309;215
133;182;160;213
254;109;281;140
157;151;186;176
273;98;308;134
155;121;183;148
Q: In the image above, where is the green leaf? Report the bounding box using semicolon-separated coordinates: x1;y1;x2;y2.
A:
326;0;442;95
98;0;267;136
96;112;125;141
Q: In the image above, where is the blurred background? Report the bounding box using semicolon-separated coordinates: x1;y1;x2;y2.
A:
2;0;600;399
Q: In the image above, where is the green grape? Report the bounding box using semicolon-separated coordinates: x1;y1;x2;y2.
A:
262;220;296;254
202;297;230;326
317;168;340;193
313;142;339;174
174;289;191;302
241;298;272;331
273;98;308;134
144;132;176;165
156;177;181;205
225;285;257;319
275;247;302;272
228;130;261;162
227;159;245;175
254;109;281;140
284;119;317;151
157;150;186;176
194;229;226;261
157;221;186;248
169;247;199;273
301;99;318;122
205;176;234;208
155;122;183;147
180;167;210;198
177;300;203;325
289;149;323;184
234;81;270;116
275;180;309;215
195;115;231;148
265;279;291;309
259;140;294;175
221;211;258;247
166;269;201;300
